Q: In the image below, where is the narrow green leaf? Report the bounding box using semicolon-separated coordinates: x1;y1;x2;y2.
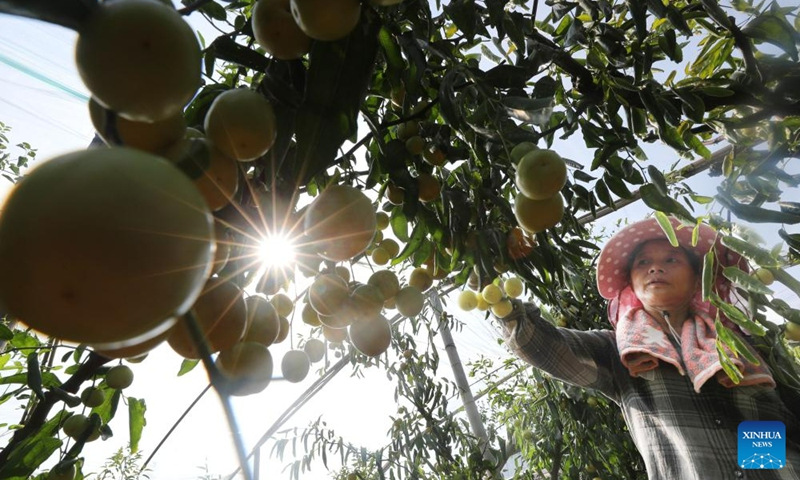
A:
716;191;800;224
603;173;633;199
654;211;678;247
390;209;409;242
0;411;68;478
684;132;711;159
647;166;668;196
742;13;798;61
392;222;427;266
716;340;743;384
778;229;800;251
128;397;146;453
594;179;614;209
715;320;760;365
444;0;478;40
0;323;12;340
199;1;227;21
26;352;44;401
93;388;122;424
178;359;200;377
772;268;800;300
709;292;766;336
502;96;555;124
702;250;714;301
722;266;774;295
0;372;61;388
719;235;780;267
700;86;735;97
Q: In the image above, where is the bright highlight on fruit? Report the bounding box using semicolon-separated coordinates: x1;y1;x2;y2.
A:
481;284;503;305
458;290;478;312
304;184;377;262
504;277;524;298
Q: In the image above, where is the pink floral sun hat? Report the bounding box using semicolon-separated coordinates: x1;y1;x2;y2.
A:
596;216;745;300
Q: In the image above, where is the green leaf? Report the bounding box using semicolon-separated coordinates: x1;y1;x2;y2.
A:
701;250;714;301
0;323;12;340
722;266;774;295
594;179;614;209
683;131;711;159
128;397;146;453
772;268;800;300
640;185;694;223
716;340;743;384
716;190;800;224
11;330;39;349
93;388;122;425
709;292;766;336
392;221;427;266
178;359;200;376
0;372;61;388
207;35;269;72
502;97;555;124
199;0;227;21
390;208;409;242
647;165;669;196
626;0;648;41
742;13;798;61
603;173;633;199
653;213;678;247
25;352;44;401
438;69;466;132
0;411;68;478
715;320;760;366
444;0;478;41
719;235;780;267
294;18;380;184
658;125;687;151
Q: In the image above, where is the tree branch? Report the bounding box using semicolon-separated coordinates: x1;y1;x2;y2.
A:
576;145;731;225
0;351;110;466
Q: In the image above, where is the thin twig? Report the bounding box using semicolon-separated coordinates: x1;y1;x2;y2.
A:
576;145;731;225
183;311;254;480
139;384;212;473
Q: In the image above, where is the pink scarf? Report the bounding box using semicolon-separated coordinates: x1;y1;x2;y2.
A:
609;286;775;393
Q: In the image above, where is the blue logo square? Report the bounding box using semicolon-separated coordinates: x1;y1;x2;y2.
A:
738;421;786;470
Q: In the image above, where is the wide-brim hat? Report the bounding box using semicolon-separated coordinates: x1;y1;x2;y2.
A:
596;216;745;300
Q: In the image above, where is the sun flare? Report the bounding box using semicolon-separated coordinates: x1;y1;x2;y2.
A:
258;234;296;268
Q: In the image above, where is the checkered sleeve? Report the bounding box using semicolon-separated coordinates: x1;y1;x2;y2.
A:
498;300;620;401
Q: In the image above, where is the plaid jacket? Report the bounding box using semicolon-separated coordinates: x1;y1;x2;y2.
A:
500;302;800;480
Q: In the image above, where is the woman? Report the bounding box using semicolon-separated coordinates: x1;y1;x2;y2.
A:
498;216;800;479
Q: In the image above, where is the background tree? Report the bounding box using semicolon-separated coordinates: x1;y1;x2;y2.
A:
1;0;800;479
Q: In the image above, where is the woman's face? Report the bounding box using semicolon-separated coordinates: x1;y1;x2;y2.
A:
629;239;700;313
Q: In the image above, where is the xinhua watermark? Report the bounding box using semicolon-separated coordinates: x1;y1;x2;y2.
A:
738;421;786;470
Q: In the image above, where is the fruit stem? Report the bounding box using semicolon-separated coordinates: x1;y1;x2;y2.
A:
183;311;254;480
104;109;123;146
